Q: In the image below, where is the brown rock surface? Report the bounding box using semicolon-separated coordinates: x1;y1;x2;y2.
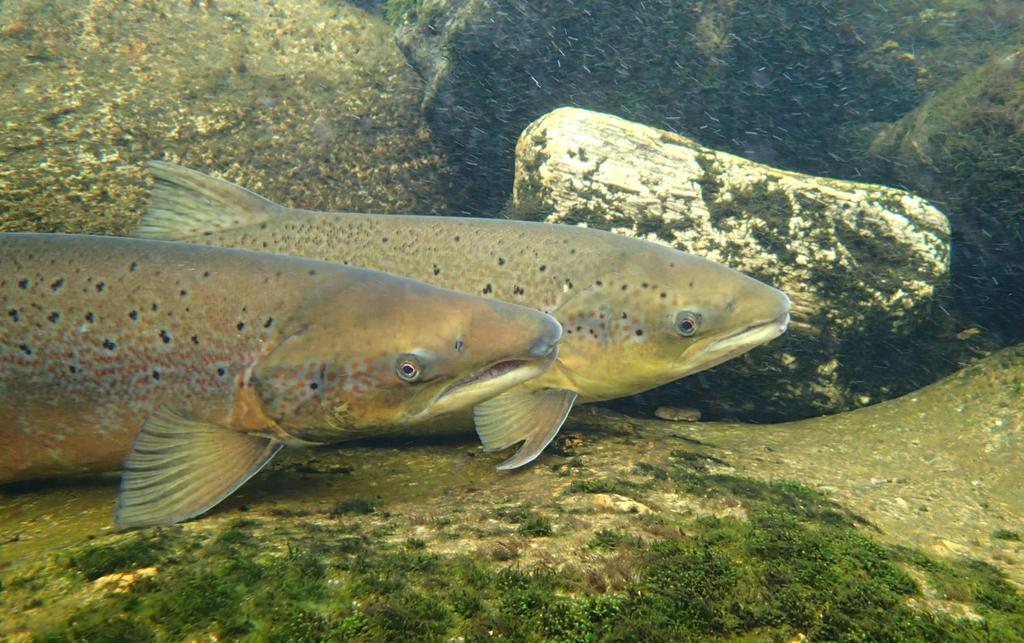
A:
0;0;456;236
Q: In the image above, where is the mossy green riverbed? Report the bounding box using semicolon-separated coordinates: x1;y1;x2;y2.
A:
2;345;1023;641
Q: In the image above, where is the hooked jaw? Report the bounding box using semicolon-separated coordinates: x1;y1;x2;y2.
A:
415;315;563;419
703;287;790;361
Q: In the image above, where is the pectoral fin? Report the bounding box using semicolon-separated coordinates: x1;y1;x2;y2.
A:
115;408;283;529
473;388;577;470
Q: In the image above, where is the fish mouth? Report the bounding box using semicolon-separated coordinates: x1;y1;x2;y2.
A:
445;357;539;393
705;312;790;355
424;347;558;417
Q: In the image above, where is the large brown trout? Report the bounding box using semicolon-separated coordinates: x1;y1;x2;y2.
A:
0;233;561;527
137;162;791;469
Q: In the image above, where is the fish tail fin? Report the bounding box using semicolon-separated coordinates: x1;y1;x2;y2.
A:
114;407;283;529
135;161;287;240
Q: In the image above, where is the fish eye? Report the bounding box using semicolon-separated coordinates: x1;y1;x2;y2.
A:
396;355;422;382
454;338;465;353
674;311;701;337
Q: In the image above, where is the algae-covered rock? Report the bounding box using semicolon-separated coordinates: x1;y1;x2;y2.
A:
869;46;1024;342
393;0;1021;214
2;343;1023;639
0;0;457;236
513;106;954;421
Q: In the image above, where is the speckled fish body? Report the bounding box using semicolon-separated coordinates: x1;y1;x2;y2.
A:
138;163;791;469
0;233;561;527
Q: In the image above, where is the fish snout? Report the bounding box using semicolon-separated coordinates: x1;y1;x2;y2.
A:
774;289;792;333
528;315;563;358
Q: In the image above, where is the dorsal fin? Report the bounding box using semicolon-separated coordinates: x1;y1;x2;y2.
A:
135;161;287;240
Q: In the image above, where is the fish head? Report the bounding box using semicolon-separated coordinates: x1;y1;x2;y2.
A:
252;277;562;440
548;243;789;401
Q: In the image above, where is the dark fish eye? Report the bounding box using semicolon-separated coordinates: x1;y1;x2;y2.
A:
675;311;701;337
396;355;422;382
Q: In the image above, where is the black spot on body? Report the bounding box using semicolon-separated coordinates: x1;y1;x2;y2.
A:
642;282;648;288
95;282;105;292
50;278;63;291
307;269;316;276
264;317;273;328
482;283;492;295
660;292;667;299
85;312;95;323
180;289;188;297
191;335;200;345
513;285;525;296
8;309;18;322
19;344;31;355
432;265;441;276
159;330;171;344
635;329;644;336
151;303;159;312
310;382;318;390
621;284;628;291
539;265;547;272
152;370;161;380
236;322;245;331
18;279;28;289
47;312;59;324
102;339;116;350
130;261;138;272
217;367;226;377
454;235;460;242
202;271;210;278
69;365;77;373
498;257;506;266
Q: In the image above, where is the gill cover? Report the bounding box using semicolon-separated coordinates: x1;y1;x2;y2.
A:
251;327;351;439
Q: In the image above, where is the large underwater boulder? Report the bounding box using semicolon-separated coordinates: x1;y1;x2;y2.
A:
0;0;455;235
868;46;1024;343
512;107;955;421
392;0;1020;215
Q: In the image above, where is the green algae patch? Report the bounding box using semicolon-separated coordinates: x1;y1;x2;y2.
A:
23;470;1024;642
65;532;168;581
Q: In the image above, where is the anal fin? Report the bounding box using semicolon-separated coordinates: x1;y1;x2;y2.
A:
115;407;283;529
473;388;577;471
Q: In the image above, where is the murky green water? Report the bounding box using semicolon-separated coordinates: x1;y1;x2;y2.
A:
2;0;1023;640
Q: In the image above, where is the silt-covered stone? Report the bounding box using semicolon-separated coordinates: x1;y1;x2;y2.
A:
0;0;456;236
513;107;953;420
868;46;1024;342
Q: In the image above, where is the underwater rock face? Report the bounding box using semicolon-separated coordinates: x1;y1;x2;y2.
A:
0;0;455;236
513;107;952;421
393;0;1016;215
869;47;1024;343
